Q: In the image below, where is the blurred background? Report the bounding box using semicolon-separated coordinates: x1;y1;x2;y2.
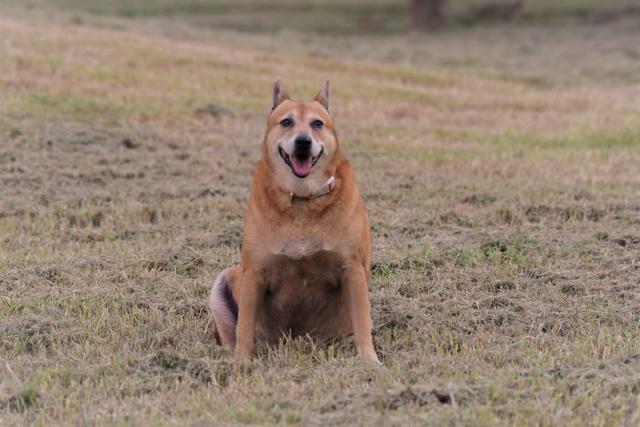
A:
4;0;640;85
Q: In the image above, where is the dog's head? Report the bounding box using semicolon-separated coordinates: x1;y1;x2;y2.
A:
262;79;339;196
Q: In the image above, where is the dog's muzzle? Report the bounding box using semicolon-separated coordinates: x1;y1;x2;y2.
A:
278;134;323;178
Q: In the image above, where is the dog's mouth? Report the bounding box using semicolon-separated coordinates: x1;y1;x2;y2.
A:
278;146;323;178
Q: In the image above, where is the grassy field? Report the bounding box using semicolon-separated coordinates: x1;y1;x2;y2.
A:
1;1;639;425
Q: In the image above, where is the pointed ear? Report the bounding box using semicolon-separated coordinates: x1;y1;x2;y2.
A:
314;80;330;112
272;78;289;111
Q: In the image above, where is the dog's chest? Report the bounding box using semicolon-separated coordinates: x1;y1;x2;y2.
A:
257;242;348;342
262;239;345;293
275;236;328;260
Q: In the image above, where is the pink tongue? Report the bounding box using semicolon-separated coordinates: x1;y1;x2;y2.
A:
292;157;313;176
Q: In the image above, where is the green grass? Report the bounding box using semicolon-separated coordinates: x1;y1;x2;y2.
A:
496;121;640;151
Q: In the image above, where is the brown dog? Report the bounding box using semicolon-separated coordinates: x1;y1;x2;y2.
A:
208;79;379;363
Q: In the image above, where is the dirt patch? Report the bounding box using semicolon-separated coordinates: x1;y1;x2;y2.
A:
547;353;640;396
142;351;235;388
1;386;40;413
143;249;207;277
0;317;57;354
322;385;473;415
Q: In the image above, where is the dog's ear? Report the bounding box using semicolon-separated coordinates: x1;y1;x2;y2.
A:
272;78;289;111
314;80;330;112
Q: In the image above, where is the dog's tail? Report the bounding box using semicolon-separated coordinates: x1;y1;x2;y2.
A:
208;267;239;348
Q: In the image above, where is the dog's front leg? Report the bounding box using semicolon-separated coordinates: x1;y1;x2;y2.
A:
343;263;380;364
235;268;261;361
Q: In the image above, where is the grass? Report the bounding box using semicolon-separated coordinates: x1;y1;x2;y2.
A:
1;1;640;425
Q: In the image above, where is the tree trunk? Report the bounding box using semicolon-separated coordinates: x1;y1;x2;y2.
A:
411;0;446;29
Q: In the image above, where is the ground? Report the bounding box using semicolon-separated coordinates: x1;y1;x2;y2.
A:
1;1;639;425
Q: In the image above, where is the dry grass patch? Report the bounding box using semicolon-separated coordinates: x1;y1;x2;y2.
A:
1;2;640;425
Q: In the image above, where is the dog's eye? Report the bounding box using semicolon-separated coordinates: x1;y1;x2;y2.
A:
280;118;293;128
311;119;324;129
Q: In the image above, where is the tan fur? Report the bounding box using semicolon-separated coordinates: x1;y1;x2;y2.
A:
209;80;379;363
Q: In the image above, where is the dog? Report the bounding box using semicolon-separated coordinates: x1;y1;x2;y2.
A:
208;79;379;363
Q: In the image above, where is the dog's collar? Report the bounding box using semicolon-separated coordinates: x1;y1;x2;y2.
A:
287;176;336;203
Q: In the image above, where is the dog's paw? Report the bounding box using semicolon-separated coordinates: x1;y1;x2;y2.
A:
233;350;252;363
359;350;383;366
232;351;255;373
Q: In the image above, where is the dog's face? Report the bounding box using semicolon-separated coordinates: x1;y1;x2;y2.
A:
263;80;338;194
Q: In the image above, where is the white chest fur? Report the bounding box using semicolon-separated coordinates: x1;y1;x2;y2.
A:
275;237;333;260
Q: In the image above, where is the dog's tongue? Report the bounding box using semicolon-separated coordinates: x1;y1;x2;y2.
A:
292;156;312;177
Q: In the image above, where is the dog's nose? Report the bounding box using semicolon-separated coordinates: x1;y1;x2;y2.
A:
294;135;312;153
